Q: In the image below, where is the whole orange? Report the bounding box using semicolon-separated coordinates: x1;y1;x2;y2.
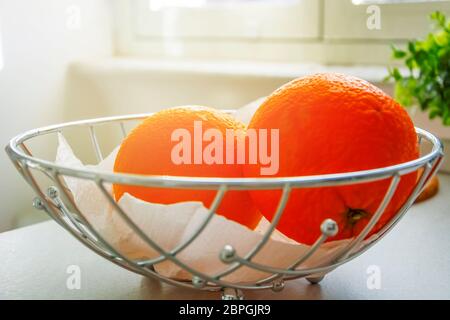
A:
243;73;419;244
113;106;262;229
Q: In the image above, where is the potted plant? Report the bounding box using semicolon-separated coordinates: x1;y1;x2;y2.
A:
387;11;450;172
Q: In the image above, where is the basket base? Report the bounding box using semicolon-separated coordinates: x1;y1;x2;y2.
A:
221;288;244;300
306;275;325;284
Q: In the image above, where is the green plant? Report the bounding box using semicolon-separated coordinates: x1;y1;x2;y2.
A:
386;11;450;126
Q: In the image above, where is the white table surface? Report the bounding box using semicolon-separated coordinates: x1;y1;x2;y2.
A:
1;174;449;300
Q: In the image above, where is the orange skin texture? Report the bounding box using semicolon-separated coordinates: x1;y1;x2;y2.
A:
243;73;419;245
113;106;262;229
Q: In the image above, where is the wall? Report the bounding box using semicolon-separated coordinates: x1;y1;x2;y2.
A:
0;0;113;231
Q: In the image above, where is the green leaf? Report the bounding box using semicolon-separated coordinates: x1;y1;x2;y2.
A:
421;34;435;51
443;107;450;125
383;74;392;83
408;41;416;54
429;108;442;119
391;67;402;81
391;45;407;59
428;98;444;119
405;57;417;70
434;30;449;46
438;47;448;58
394;80;414;107
431;11;446;28
443;109;450;125
444;87;450;100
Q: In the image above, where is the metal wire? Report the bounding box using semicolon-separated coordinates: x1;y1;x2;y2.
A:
213;184;292;280
89;126;103;162
138;185;228;267
5;112;444;298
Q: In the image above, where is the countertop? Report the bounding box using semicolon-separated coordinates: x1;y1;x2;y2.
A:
1;174;449;300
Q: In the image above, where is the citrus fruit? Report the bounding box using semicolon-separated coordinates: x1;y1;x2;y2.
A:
243;73;419;244
415;168;439;203
113;106;262;229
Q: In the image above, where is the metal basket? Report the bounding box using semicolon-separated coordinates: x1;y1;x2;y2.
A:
5;112;444;300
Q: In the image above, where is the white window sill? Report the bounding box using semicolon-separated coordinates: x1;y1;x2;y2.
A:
64;57;395;127
72;58;391;84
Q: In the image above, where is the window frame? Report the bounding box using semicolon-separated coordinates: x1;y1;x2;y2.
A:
113;0;450;65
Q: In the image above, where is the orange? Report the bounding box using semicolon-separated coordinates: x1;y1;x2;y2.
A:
113;106;262;229
243;73;419;244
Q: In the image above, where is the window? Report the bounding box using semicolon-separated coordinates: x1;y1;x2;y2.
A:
352;0;448;4
325;0;450;40
113;0;450;64
134;0;319;39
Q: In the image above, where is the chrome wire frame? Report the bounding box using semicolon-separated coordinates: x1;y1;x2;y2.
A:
5;112;444;298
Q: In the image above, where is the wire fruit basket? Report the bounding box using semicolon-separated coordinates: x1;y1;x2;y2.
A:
5;112;444;300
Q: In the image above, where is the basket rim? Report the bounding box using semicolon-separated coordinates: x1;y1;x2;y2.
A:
5;112;444;189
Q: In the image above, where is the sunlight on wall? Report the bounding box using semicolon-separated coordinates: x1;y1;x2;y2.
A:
352;0;446;4
148;0;297;11
149;0;206;11
0;20;3;72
